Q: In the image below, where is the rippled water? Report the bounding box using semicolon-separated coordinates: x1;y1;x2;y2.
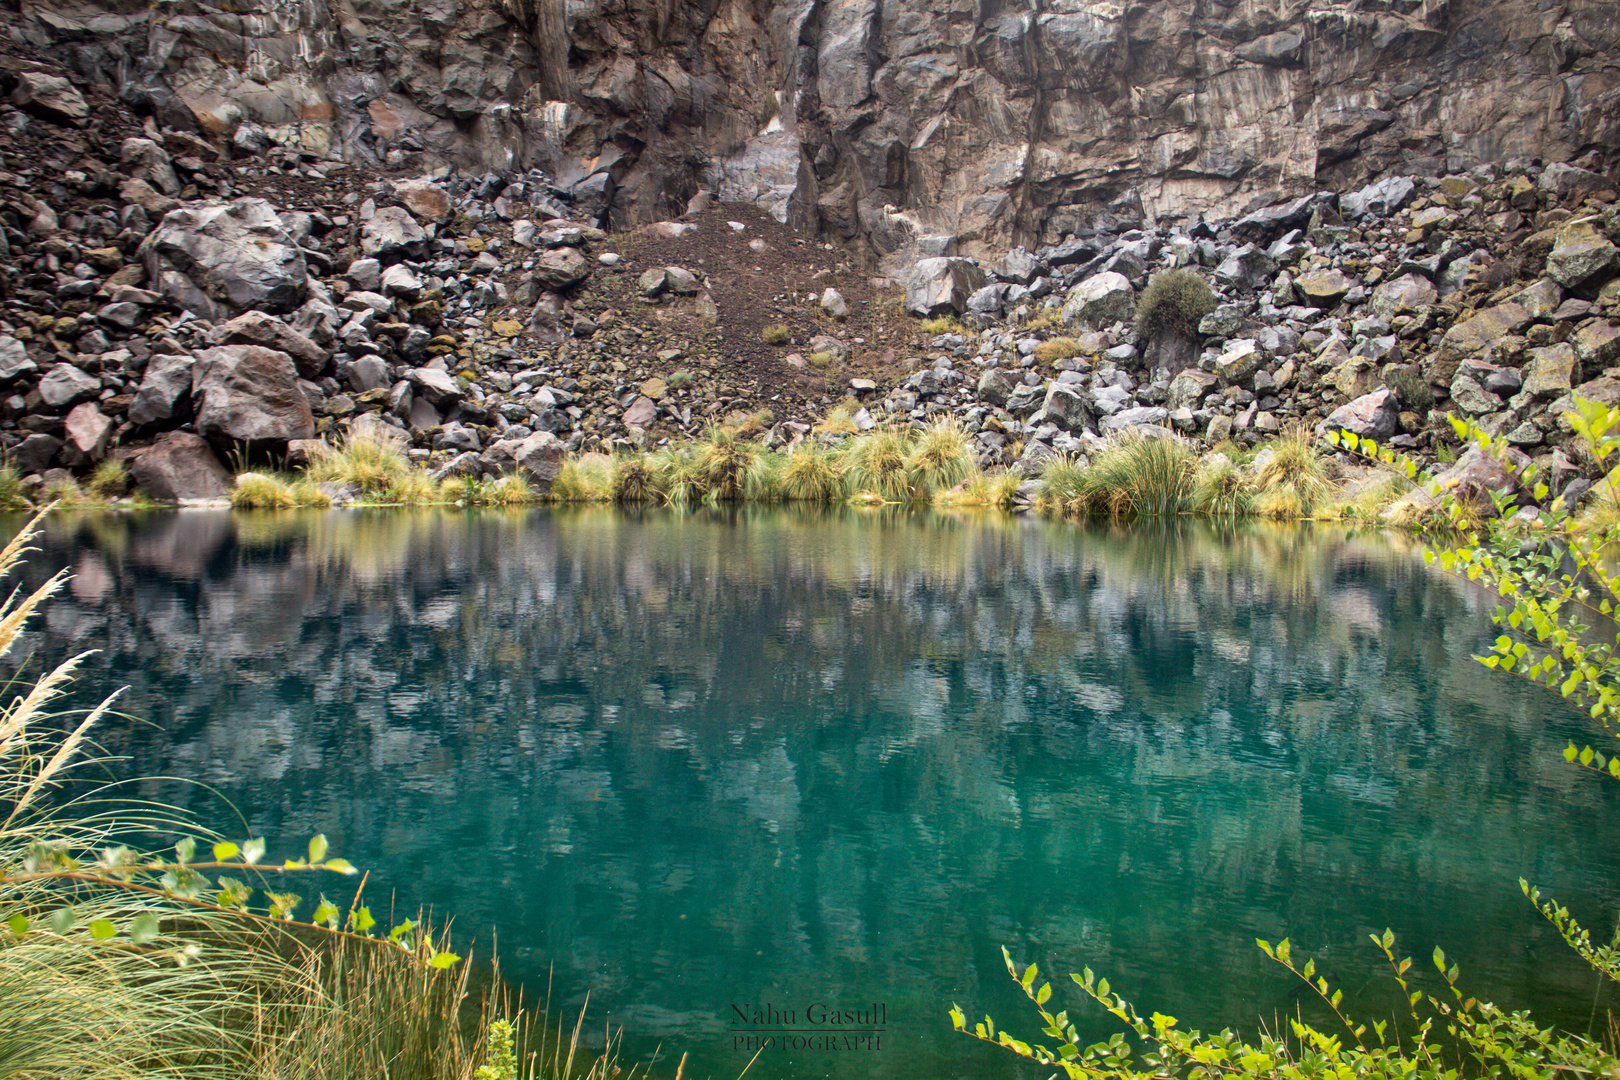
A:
11;508;1620;1080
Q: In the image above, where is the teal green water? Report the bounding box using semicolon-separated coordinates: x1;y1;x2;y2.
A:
13;508;1620;1080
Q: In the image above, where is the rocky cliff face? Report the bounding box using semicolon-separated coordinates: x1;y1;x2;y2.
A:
18;0;1620;266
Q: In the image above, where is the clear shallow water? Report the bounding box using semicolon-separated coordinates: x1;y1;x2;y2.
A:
10;508;1620;1080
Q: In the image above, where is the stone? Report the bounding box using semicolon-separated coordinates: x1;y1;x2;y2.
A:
129;354;194;426
664;267;701;295
1295;269;1355;307
1433;445;1528;516
1100;406;1171;433
361;206;428;263
347;356;392;393
392;178;452;224
638;267;668;295
381;263;424;298
1005;382;1045;415
1042;383;1091;431
623;395;658;427
484;432;566;493
1572;320;1620;370
433;422;481;453
1318;388;1400;441
346;258;382;292
1448;372;1502;415
407;366;463;406
1341;176;1416;219
140;198;308;317
191;345;315;448
130;432;232;502
1522;343;1579;398
1370;273;1437;319
0;337;36;382
37;364;100;410
640;377;668;400
11;73;87;124
1546;221;1620;291
209;311;330;379
1214;245;1277;291
13;433;61;475
120;137;180;196
1432;303;1533;383
1329;356;1380;399
820;287;849;317
976;367;1021;407
533;248;590;290
1214;339;1265;387
905;257;987;316
1167;368;1217;410
63;403;113;463
1060;271;1135;329
1512;278;1565;319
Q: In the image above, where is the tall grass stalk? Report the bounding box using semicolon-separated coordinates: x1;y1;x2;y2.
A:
780;443;848;503
1071;435;1195;518
843;428;914;503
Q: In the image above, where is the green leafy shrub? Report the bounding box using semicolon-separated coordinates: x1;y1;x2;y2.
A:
1388;366;1434;413
1134;269;1217;341
666;369;695;389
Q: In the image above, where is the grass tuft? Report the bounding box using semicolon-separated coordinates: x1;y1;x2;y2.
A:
1034;338;1084;365
232;472;300;509
843;427;914;503
761;323;791;345
1069;435;1196;518
780;442;848;503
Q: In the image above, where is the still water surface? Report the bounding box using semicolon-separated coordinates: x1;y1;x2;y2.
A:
11;508;1620;1079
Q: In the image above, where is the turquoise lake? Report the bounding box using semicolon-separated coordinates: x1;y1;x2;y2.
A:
11;507;1620;1080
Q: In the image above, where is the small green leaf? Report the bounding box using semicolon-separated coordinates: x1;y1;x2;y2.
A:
46;907;75;935
428;951;461;969
1433;946;1446;972
242;838;266;864
323;858;357;875
175;837;196;865
130;913;160;944
347;906;377;934
89;919;117;941
213;841;240;862
308;835;329;865
1565;742;1579;762
7;913;26;939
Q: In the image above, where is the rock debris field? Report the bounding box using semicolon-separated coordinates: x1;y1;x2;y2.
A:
0;36;1618;507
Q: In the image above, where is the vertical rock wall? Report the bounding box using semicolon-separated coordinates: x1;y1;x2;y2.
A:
18;0;1620;264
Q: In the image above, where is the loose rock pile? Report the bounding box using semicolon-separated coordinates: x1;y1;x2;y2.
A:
0;37;1617;507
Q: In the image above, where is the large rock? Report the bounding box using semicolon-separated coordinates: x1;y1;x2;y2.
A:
120;137;180;196
361;206;428;263
130;432;232;502
0;336;35;383
1521;343;1579;398
1060;271;1135;329
1546;221;1620;291
1432;445;1529;516
1214;339;1265;387
976;367;1021;407
482;432;566;492
533;248;590;290
1294;269;1355;307
391;178;452;224
1370;273;1437;319
1573;319;1620;370
407;366;463;406
1431;302;1532;384
1100;406;1171;433
63;403;113;463
140;198;308;317
11;73;87;124
129;354;195;426
905;257;986;316
1317;388;1399;441
1341;176;1416;219
1041;383;1092;431
209;312;330;379
1329;355;1380;399
37;364;99;410
190;345;315;447
1167;368;1217;410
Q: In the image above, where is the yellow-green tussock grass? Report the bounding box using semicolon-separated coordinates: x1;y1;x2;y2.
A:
780;442;848;503
906;419;977;498
86;458;129;497
1072;434;1196;518
1252;429;1334;517
814;403;861;436
553;454;614;502
308;434;412;495
1191;457;1254;518
611;453;662;503
232;472;300;509
1034;337;1084;365
843;427;915;503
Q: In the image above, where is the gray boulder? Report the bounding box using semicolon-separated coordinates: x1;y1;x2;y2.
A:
11;73;87;124
1317;387;1399;441
482;432;566;493
130;432;232;502
209;311;330;379
63;403;113;464
191;345;315;447
905;257;986;316
140;198;308;316
37;364;100;410
129;354;195;426
1100;406;1171;433
361;206;428;263
1060;271;1135;328
976;368;1021;407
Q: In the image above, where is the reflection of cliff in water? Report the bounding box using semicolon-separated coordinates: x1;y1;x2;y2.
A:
9;508;1620;1076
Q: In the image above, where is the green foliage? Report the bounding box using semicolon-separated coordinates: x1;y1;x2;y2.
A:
552;455;614;503
919;315;964;335
1190;457;1254;518
475;1020;519;1080
308;434;413;496
780;442;848;503
1134;270;1217;342
953;399;1620;1080
610;453;662;504
0;463;25;510
906;419;977;498
693;426;756;502
87;458;129;498
1068;435;1196;518
666;369;695;390
1252;429;1334;518
761;323;791;345
843;427;915;503
232;472;301;509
